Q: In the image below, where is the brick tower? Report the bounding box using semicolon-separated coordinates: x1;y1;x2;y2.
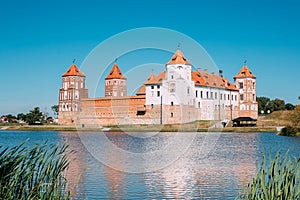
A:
105;62;127;97
58;63;88;124
234;63;258;119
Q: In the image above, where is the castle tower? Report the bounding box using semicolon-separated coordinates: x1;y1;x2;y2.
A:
234;63;258;119
105;62;126;97
163;48;195;106
58;63;88;124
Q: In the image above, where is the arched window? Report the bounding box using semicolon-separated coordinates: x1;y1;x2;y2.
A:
171;112;174;117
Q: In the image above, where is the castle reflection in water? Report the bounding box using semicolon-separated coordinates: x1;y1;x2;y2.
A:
61;131;257;199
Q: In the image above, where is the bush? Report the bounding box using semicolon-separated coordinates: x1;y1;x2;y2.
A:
237;152;300;200
0;141;70;200
280;126;298;136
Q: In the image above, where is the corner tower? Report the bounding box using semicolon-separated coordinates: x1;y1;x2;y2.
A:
58;63;88;124
234;63;258;119
105;62;127;97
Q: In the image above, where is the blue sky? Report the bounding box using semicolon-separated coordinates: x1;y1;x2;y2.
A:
0;0;300;115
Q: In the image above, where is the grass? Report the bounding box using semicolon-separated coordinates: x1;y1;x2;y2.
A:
0;140;70;200
237;151;300;200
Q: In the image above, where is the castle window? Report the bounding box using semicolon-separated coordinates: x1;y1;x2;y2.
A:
253;94;255;101
171;112;174;117
220;94;223;100
157;85;160;89
232;95;233;100
235;95;237;101
211;92;213;99
206;91;209;99
157;91;160;97
187;88;190;94
239;82;243;89
151;85;154;89
151;104;153;109
196;90;198;98
170;83;175;92
171;102;174;106
240;94;244;101
215;92;217;99
200;91;203;98
228;94;230;100
198;102;200;108
171;75;174;79
253;82;255;89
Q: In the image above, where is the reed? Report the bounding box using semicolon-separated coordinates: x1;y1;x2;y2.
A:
237;151;300;199
0;140;70;200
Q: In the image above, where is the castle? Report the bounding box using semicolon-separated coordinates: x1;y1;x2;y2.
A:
58;48;258;126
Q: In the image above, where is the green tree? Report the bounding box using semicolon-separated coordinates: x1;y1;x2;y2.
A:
5;114;16;123
51;105;59;119
285;103;295;110
266;98;285;113
289;105;300;126
17;113;26;121
257;96;270;113
26;107;43;125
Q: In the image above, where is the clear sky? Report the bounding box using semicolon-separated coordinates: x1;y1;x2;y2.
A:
1;0;300;116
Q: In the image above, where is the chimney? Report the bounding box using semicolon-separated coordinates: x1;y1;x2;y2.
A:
219;70;223;77
196;68;201;73
212;72;215;75
203;69;208;75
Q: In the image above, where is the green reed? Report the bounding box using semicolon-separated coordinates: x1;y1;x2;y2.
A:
237;151;300;200
0;140;70;200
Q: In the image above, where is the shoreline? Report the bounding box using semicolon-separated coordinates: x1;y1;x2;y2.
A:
1;124;277;133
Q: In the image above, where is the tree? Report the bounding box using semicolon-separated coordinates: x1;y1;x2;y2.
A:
257;96;270;113
4;114;17;123
17;113;26;121
51;105;59;119
289;105;300;126
266;98;285;113
26;107;43;125
285;103;295;110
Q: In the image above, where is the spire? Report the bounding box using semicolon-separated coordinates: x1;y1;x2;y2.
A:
105;62;126;80
62;63;85;77
167;47;191;65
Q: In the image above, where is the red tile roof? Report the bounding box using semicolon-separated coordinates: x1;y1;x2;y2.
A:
136;85;146;95
191;71;206;86
144;71;166;85
167;49;191;65
62;64;85;77
234;65;256;79
192;70;238;91
105;63;126;80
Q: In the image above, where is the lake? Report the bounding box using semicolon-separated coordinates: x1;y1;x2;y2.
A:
0;131;299;199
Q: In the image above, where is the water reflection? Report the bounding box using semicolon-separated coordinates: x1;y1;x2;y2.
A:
1;131;294;199
60;132;258;199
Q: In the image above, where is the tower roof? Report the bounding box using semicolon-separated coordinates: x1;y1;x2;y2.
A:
62;64;85;77
144;71;166;85
234;65;256;79
167;49;191;65
105;63;126;80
